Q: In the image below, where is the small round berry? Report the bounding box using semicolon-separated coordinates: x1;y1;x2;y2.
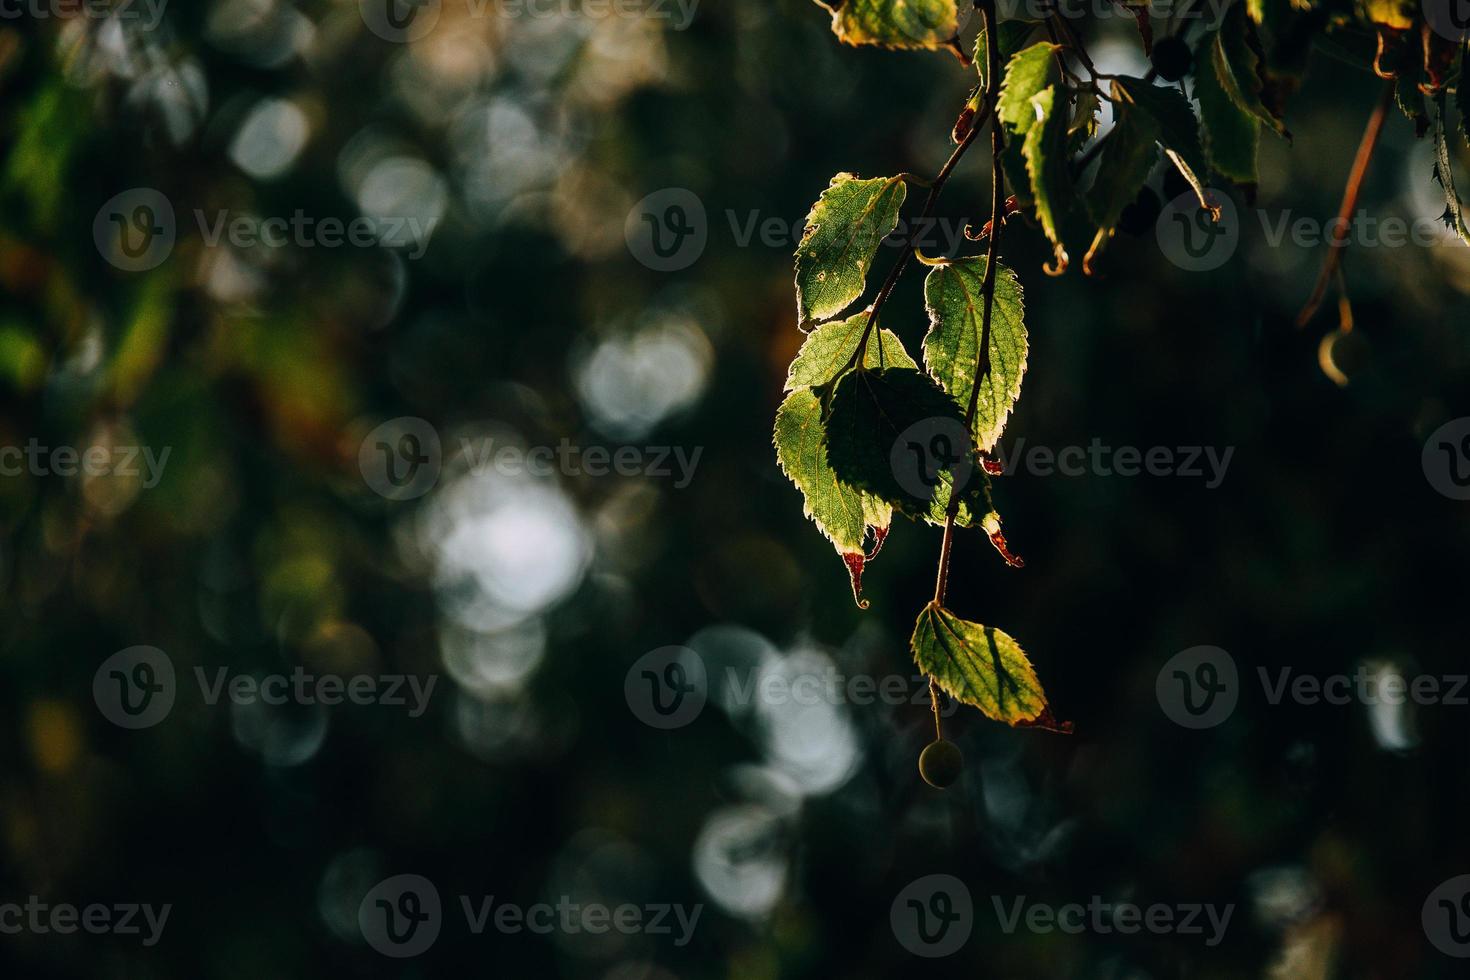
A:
1151;38;1192;83
1119;186;1162;237
918;739;964;789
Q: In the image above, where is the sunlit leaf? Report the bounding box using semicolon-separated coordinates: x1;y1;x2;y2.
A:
784;311;917;391
1023;85;1073;273
996;42;1061;135
911;602;1051;725
1432;94;1470;245
975;20;1038;89
774;388;893;607
794;173;907;325
813;0;960;52
921;257;1026;453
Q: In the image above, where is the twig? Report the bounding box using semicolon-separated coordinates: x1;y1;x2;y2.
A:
1296;80;1394;328
933;0;1007;611
846;113;989;371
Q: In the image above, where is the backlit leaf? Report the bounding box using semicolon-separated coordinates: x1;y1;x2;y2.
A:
813;0;960;52
1022;85;1073;273
774;388;893;607
823;366;967;514
1193;31;1260;184
794;173;907;325
922;257;1027;452
911;602;1051;725
784;311;917;392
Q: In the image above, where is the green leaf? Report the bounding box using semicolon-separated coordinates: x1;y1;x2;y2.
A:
911;602;1051;725
813;0;960;52
996;42;1061;135
1432;95;1470;246
975;20;1038;90
921;257;1026;453
1000;137;1034;208
794;173;908;325
1396;64;1430;137
823;366;967;514
1113;77;1209;192
1082;99;1160;272
1213;3;1289;140
1022;85;1073;273
1193;31;1260;184
785;312;918;391
774;388;893;607
1069;89;1101;142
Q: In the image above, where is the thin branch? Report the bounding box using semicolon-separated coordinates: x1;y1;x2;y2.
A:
933;0;1007;610
845;112;989;372
1296;80;1394;328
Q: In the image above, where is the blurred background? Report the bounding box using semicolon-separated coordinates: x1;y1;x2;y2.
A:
2;1;1469;977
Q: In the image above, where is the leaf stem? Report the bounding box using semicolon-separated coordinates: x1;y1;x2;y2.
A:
1296;80;1393;328
933;0;1008;611
846;106;991;374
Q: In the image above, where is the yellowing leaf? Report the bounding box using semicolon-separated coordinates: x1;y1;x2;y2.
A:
813;0;960;52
